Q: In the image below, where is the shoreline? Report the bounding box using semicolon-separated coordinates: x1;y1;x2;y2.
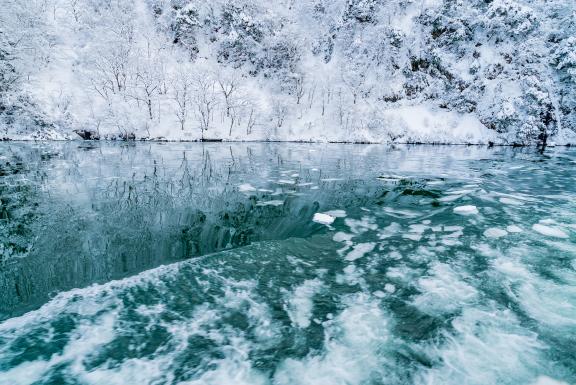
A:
0;138;571;148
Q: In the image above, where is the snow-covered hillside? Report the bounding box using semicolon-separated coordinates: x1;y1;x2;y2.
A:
0;0;575;144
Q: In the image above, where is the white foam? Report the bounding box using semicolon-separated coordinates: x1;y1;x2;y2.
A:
274;295;389;385
453;205;479;215
285;279;324;328
532;224;569;238
493;257;576;328
416;307;547;385
413;263;477;314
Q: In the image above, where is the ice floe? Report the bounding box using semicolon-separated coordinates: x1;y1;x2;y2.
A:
313;213;335;225
532;224;569;238
483;228;508;238
453;205;479;215
345;243;376;261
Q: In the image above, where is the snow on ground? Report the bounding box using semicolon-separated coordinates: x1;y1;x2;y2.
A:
1;0;575;144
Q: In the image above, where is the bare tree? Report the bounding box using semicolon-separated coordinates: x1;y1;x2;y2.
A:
272;100;288;135
192;74;218;139
294;74;305;105
216;71;239;118
126;50;163;121
171;66;193;130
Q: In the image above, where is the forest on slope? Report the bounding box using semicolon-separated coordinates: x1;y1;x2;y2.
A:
0;0;575;144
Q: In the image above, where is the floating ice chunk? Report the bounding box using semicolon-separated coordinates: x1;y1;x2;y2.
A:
506;225;523;233
422;220;431;225
453;205;479;215
531;376;569;385
313;213;335;225
539;219;556;225
256;200;285;206
345;243;376;261
384;284;396;293
532;224;569;238
333;232;353;242
446;189;474;195
323;210;347;218
388;251;403;260
379;222;402;239
373;290;386;298
345;217;378;234
499;197;524;206
444;225;463;232
382;207;420;218
403;233;422;241
238;183;257;192
409;224;428;233
483;228;508;238
439;195;463;203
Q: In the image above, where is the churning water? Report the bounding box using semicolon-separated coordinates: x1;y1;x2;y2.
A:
0;142;575;385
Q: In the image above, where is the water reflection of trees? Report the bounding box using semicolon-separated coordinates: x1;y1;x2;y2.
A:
1;141;498;320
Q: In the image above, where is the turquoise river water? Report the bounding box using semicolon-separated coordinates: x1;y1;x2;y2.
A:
0;142;575;385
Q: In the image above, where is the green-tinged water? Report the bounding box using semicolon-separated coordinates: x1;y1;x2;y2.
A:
0;142;575;385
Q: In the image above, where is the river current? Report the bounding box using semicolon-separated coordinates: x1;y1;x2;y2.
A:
0;142;574;385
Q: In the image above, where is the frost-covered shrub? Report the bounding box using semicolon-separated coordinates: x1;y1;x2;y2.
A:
171;4;201;57
483;0;538;37
552;36;576;83
343;0;379;24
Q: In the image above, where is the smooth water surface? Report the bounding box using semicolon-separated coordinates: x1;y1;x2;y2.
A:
0;142;575;385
